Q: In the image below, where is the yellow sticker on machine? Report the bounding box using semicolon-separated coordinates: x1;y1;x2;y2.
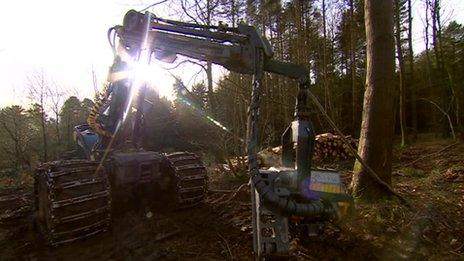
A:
309;170;344;194
309;183;343;193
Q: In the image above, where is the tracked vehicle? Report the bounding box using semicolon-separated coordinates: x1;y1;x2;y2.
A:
35;10;353;258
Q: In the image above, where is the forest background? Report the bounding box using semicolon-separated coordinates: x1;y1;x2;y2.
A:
1;0;463;179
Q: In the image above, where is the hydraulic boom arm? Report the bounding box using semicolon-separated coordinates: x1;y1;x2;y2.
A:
118;10;309;83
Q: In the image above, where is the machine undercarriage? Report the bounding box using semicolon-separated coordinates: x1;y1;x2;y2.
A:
34;151;207;246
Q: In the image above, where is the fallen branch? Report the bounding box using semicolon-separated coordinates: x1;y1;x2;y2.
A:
217;233;233;260
208;193;228;205
208;189;234;193
170;250;216;258
209;183;248;205
154;229;181;242
419;98;456;140
225;183;248;203
297;251;318;261
308;91;411;206
139;0;169;12
403;142;460;167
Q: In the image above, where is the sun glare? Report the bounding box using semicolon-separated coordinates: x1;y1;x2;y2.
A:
132;60;175;100
119;52;176;123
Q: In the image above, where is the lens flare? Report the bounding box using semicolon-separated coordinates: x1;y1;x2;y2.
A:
176;95;241;139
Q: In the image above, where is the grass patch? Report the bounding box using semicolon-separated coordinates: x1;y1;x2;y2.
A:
400;167;426;178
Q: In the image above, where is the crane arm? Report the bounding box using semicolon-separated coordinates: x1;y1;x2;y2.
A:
87;10;311;152
118;10;309;83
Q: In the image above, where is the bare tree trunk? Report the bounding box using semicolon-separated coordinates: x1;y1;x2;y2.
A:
28;71;49;162
49;86;63;149
424;0;437;132
206;61;214;112
407;0;417;134
395;0;407;146
55;112;61;146
350;0;360;136
431;0;450;138
40;78;48;162
40;107;48;162
178;0;217;113
13;114;21;169
206;0;215;113
322;0;329;113
351;0;396;199
230;0;236;27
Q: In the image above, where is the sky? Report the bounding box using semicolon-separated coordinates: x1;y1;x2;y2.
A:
0;0;197;107
0;0;463;108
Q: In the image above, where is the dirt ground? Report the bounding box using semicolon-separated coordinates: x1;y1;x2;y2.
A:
0;140;463;260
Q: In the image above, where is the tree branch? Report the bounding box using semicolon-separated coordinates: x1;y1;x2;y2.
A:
419;97;456;139
140;0;169;12
180;0;200;24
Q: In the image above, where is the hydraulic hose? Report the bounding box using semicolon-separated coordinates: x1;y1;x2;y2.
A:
87;81;113;138
247;50;336;219
251;170;334;217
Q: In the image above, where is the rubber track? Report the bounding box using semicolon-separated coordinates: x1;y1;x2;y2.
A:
34;160;111;246
165;152;208;208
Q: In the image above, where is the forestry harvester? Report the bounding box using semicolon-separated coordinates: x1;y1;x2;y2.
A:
34;10;353;258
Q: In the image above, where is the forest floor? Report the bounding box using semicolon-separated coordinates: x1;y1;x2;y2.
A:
0;139;463;260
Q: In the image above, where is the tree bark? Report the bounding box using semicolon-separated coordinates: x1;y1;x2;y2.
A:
424;0;437;131
39;76;48;162
206;0;214;113
206;61;214;112
407;0;417;133
322;0;330;116
394;0;407;146
431;0;450;138
350;0;360;137
351;0;396;199
40;105;48;162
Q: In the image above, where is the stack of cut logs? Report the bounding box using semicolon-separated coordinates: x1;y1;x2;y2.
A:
313;133;358;162
256;133;358;168
225;133;358;171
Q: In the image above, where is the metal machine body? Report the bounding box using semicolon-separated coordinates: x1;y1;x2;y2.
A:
34;10;353;256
